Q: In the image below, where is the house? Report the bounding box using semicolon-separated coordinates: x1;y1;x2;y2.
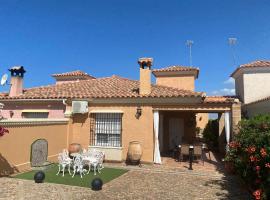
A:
231;60;270;117
0;58;241;170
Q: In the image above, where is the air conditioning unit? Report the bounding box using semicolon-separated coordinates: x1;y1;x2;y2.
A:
72;101;88;114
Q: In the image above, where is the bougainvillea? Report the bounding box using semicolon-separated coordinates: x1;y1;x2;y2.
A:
0;126;9;137
226;114;270;200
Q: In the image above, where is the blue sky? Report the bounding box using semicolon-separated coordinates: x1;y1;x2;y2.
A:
0;0;270;94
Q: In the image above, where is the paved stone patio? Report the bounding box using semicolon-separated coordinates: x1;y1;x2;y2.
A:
0;165;251;200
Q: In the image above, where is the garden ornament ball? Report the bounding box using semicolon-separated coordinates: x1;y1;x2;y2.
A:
34;171;45;183
91;178;103;191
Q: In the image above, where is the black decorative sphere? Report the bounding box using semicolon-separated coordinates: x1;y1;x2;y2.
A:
34;171;45;183
91;178;103;191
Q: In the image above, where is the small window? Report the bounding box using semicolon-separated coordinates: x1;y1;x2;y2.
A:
90;113;122;147
22;112;49;118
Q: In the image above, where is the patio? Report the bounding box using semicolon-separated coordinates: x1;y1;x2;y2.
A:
1;165;250;200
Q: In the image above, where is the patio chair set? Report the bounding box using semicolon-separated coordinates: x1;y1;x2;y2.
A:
177;143;210;165
56;148;105;178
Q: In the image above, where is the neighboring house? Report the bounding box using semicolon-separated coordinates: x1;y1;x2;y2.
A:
0;58;241;164
231;60;270;117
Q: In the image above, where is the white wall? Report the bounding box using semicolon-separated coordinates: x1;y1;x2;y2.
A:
243;73;270;104
245;100;270;117
235;75;244;103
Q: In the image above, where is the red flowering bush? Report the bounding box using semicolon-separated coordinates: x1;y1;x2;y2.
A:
0;126;9;137
226;114;270;199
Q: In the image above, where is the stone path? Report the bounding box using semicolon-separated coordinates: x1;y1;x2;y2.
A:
0;167;251;200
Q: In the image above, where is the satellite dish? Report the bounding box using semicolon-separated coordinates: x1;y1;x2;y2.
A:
0;74;8;86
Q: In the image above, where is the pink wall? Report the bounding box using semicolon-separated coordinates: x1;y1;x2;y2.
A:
1;102;65;119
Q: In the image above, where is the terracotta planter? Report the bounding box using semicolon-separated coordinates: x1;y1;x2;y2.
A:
68;143;81;154
224;161;235;174
127;141;142;164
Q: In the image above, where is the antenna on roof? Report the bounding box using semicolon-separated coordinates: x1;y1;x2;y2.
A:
186;40;194;66
228;38;238;66
0;74;8;86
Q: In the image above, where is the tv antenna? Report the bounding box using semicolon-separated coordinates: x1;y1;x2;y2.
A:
228;38;237;66
186;40;194;66
0;74;8;86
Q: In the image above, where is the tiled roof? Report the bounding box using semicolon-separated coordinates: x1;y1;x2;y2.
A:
52;70;95;79
244;96;270;106
0;76;203;100
152;66;199;78
203;96;236;104
231;60;270;77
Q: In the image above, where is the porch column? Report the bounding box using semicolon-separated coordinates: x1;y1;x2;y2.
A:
153;111;162;164
224;111;231;152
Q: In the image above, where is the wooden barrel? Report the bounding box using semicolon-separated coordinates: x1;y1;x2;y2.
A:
68;143;81;154
127;141;142;164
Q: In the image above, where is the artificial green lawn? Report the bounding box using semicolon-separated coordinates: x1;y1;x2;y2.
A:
14;165;128;188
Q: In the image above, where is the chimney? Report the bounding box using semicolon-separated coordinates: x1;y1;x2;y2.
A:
138;57;153;95
9;66;26;97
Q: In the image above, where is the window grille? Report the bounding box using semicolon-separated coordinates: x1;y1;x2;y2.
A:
22;112;49;118
90;113;122;147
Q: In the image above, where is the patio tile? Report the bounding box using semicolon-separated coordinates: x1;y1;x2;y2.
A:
0;158;251;200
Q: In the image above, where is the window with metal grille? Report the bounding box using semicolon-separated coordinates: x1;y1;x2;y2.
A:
90;113;122;147
22;112;49;118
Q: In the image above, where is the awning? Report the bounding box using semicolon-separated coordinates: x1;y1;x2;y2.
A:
21;109;49;113
90;110;124;113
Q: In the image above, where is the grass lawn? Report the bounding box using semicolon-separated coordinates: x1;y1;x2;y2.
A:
14;165;128;188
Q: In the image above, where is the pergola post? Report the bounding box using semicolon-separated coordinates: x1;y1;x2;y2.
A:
231;102;242;137
218;113;226;155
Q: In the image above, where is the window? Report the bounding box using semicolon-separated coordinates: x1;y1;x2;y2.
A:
22;112;49;118
90;113;122;147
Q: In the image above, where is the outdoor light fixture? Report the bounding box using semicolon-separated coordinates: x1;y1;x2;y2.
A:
9;110;14;118
135;106;142;119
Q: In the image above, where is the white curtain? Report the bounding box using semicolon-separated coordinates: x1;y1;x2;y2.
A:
154;111;162;164
159;114;164;152
224;111;231;152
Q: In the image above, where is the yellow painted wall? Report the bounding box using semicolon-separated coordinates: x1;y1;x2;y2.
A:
72;106;154;163
0;123;68;175
196;113;209;131
156;76;195;91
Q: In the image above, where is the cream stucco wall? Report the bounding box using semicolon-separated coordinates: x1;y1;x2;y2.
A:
243;73;270;104
235;71;270;104
156;76;195;91
244;100;270;117
235;75;244;103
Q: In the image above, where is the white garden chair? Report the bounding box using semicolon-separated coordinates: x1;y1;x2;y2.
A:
83;149;105;175
56;151;72;177
72;154;87;178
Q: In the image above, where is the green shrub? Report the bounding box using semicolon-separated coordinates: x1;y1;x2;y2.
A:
226;114;270;200
202;119;219;149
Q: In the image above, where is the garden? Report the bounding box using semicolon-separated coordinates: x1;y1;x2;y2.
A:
14;165;128;188
225;114;270;200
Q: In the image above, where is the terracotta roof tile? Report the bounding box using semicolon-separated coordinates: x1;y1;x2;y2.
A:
52;70;95;79
152;66;199;78
231;60;270;77
0;76;203;100
244;96;270;106
204;96;237;104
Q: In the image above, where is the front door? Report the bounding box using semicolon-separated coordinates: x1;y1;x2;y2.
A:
169;118;184;150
